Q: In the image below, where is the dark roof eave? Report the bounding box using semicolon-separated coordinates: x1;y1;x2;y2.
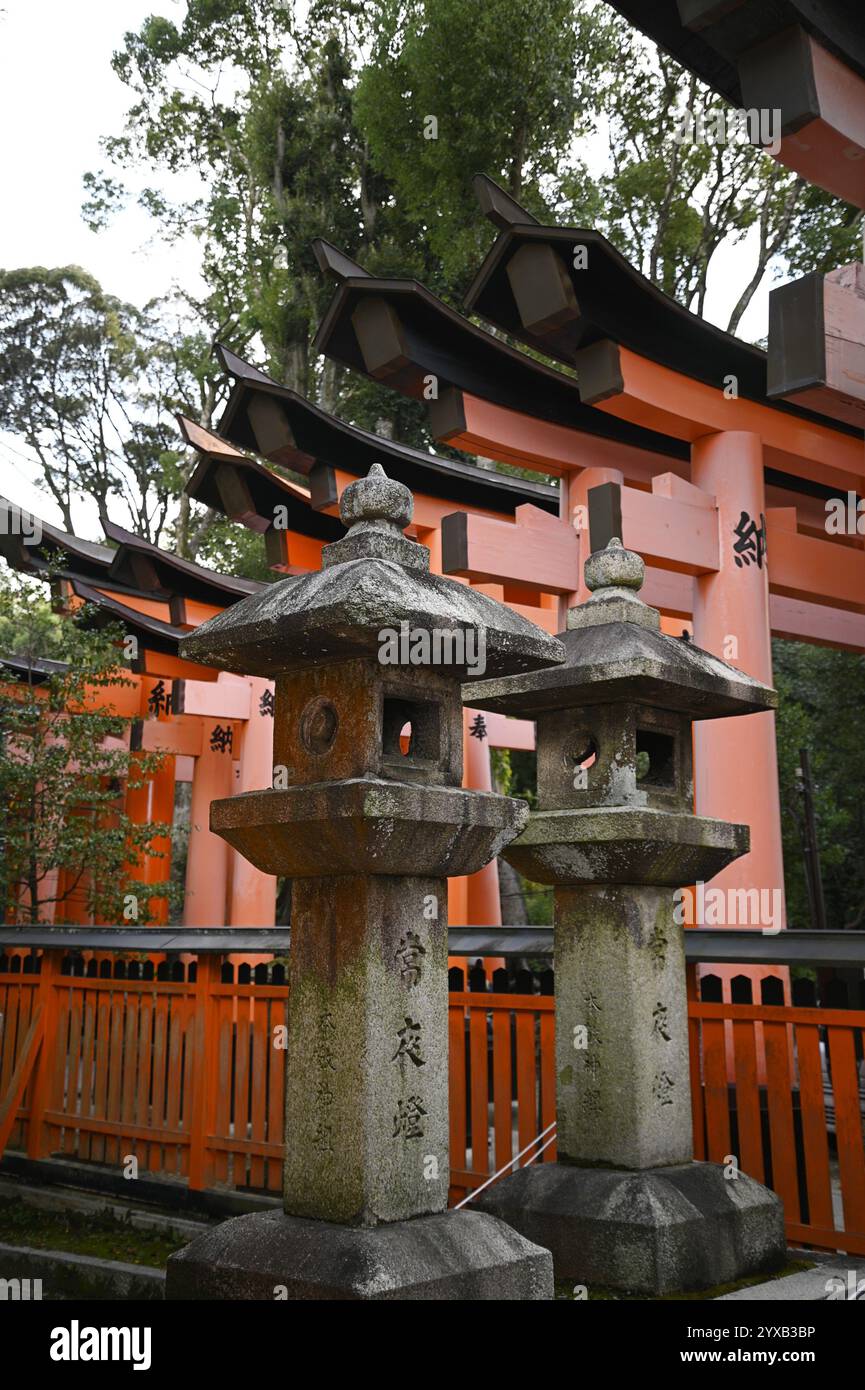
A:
210;350;561;517
605;1;865;102
71;579;188;656
464;223;863;442
101;518;261;602
312;275;691;463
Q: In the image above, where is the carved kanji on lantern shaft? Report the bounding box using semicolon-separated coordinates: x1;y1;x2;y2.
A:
167;464;561;1299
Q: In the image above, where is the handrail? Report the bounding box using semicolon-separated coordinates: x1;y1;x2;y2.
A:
1;925;864;968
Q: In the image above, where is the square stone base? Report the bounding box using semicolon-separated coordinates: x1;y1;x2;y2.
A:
475;1161;786;1295
166;1207;553;1301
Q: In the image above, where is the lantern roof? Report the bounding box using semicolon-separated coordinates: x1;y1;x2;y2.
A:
465;537;777;720
179;464;565;680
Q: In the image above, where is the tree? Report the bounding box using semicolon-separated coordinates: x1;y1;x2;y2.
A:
354;0;602;295
90;0;862;439
554;11;862;331
0;267;217;548
772;639;865;931
0;569;172;925
86;5;364;393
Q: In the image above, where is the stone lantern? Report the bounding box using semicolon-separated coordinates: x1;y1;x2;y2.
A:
467;534;786;1294
166;463;562;1300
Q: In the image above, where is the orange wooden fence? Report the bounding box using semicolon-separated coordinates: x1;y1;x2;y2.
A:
1;948;864;1255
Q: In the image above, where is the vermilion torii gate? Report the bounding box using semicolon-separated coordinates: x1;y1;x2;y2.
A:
0;500;276;929
186;178;863;984
4;169;861;952
609;0;865;210
179;400;552;933
1;429;546;933
608;2;865;433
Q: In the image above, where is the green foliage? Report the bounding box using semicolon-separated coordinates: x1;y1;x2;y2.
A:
555;11;861;330
354;0;596;295
0;1197;187;1269
0;569;174;924
189;512;277;581
85;0;862;470
0;268;221;546
89;3;371;399
490;746;552;925
773;639;865;930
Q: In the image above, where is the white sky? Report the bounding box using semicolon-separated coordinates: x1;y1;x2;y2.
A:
0;0;784;540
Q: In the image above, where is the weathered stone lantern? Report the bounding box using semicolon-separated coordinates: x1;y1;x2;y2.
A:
166;463;562;1300
468;534;786;1294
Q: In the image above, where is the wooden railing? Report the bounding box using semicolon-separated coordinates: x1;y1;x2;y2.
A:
1;943;864;1256
687;970;865;1257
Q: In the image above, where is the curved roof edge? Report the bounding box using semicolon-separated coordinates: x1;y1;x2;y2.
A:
606;1;865;105
463;206;862;441
206;346;561;517
311;268;689;462
0;493;262;606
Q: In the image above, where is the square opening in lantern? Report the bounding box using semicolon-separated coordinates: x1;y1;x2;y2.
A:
636;728;676;789
382;697;442;767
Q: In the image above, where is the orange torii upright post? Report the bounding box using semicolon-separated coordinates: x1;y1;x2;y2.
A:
690;432;787;965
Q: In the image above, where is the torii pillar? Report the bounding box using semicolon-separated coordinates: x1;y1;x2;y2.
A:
124;751;176;926
185;732;233;926
691;432;787;976
228;676;277;927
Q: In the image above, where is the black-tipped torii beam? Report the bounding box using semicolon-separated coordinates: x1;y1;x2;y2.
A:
310;241;691;478
204;344;561;519
463;175;864;500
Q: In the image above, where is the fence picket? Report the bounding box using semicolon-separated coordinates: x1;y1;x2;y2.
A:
794;1022;834;1233
731;977;764;1184
469;1003;489;1178
827;1024;865;1238
763;1014;801;1223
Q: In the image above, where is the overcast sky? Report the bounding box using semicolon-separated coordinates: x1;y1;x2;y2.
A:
0;0;781;540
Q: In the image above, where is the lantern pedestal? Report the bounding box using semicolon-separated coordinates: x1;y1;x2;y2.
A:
475;1161;785;1297
166;1207;551;1301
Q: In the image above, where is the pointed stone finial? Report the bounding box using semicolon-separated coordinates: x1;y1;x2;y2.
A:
568;537;659;632
323;462;428;570
339;462;413;536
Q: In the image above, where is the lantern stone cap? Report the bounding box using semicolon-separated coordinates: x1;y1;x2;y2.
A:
464;537;777;720
179;463;565;679
210;777;529;878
